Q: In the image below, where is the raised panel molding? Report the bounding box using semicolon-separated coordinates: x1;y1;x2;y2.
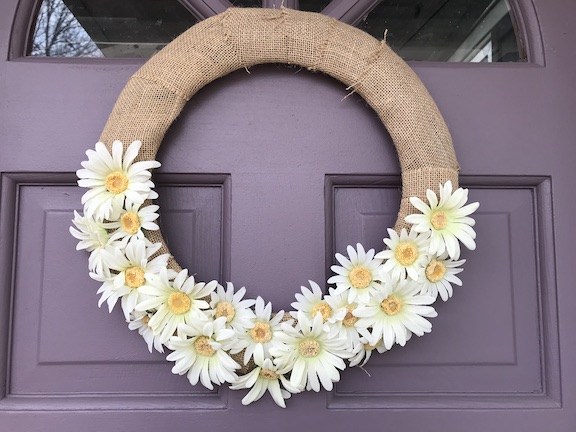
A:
325;175;561;409
0;172;230;411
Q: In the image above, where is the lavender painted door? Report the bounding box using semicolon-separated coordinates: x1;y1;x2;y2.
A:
1;0;575;431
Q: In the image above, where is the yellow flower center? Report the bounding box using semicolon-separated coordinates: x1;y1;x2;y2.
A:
298;340;321;358
167;292;192;315
249;322;272;343
121;212;140;234
311;301;333;322
381;295;403;316
215;301;236;323
431;210;448;230
194;336;215;357
349;266;372;289
259;369;279;380
342;305;358;327
426;259;447;282
142;314;151;328
105;171;129;195
364;342;379;351
125;266;145;288
394;242;419;266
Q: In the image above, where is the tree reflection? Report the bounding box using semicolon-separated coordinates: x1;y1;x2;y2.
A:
31;0;102;57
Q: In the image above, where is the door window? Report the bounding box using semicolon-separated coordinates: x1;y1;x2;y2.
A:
28;0;523;61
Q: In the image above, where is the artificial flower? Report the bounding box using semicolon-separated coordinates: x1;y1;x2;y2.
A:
354;280;437;349
108;202;160;245
377;228;429;281
69;210;115;273
76;140;160;221
229;358;300;408
405;181;479;260
271;311;352;392
167;314;239;390
98;239;171;320
349;337;388;367
209;282;256;333
327;243;384;304
419;253;465;301
230;296;286;365
136;268;216;343
322;288;362;348
290;280;346;328
128;310;164;353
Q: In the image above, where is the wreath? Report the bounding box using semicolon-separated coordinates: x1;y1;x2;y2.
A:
70;7;479;407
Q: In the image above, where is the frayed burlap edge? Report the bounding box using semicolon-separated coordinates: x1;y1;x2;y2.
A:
99;7;459;271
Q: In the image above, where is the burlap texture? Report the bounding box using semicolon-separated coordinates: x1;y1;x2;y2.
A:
98;7;459;269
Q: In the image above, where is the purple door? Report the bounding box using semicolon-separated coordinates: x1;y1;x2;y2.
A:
1;0;575;430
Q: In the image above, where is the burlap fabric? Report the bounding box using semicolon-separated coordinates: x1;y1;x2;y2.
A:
99;7;459;272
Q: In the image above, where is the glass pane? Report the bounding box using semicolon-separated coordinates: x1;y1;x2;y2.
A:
357;0;524;62
230;0;263;7
299;0;332;13
30;0;198;58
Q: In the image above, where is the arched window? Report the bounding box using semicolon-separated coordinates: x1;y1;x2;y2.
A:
28;0;524;61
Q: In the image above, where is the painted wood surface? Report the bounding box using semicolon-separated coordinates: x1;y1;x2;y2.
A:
0;0;575;431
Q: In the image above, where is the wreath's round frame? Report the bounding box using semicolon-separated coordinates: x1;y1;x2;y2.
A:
99;7;459;268
73;7;477;408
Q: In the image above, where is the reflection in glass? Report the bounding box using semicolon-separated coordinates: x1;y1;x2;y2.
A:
30;0;101;57
230;0;263;7
299;0;332;13
30;0;198;58
29;0;524;62
357;0;523;62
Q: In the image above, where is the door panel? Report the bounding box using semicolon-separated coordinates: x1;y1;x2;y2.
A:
1;0;575;430
4;174;224;409
331;177;559;408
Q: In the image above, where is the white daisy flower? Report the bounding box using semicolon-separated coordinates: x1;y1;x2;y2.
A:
376;228;430;282
69;210;115;273
128;310;164;353
322;288;362;348
405;181;480;260
166;314;240;390
76;140;160;221
419;253;466;301
271;311;352;392
354;280;437;349
98;239;171;320
136;268;216;343
89;266;113;295
290;281;346;329
327;243;384;304
108;202;160;245
230;296;285;365
229;358;300;408
349;337;388;367
209;282;256;333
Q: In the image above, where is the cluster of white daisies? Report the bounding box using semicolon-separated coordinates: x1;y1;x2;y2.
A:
71;140;479;408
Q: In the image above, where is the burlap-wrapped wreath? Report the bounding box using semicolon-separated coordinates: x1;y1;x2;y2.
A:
70;8;479;407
